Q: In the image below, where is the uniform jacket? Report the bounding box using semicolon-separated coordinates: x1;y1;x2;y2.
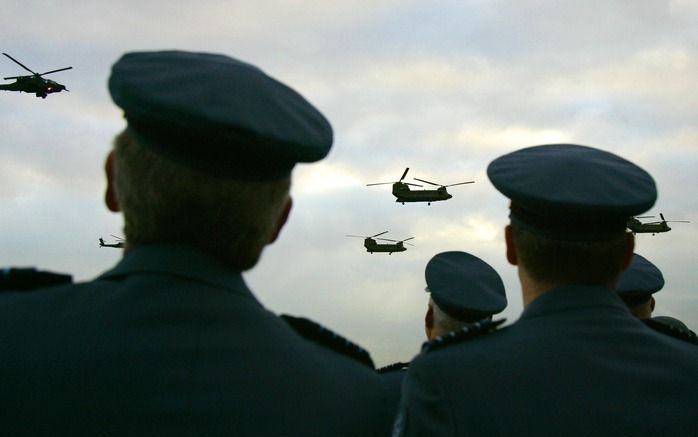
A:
397;285;698;436
0;244;391;436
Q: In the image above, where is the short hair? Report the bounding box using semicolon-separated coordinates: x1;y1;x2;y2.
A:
511;222;628;286
430;297;491;336
112;129;291;271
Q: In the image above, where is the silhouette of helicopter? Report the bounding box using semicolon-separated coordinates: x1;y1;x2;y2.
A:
627;213;690;235
346;231;414;254
367;168;474;205
1;53;72;98
99;236;125;249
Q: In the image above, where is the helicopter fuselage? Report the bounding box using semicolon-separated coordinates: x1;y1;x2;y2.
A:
392;183;452;204
627;218;670;235
364;238;407;254
0;76;66;98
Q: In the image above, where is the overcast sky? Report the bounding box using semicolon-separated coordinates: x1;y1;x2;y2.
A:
1;0;697;366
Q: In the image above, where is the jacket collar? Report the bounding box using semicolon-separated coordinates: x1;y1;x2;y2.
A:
521;285;630;321
97;243;260;304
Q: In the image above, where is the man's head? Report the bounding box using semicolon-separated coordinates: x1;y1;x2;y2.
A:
105;50;333;270
424;251;507;339
616;253;664;319
487;144;657;300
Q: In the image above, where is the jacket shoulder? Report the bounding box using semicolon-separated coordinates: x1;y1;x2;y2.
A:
420;318;506;353
281;314;375;368
644;318;698;345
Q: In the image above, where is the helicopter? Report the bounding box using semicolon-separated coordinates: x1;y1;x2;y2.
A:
345;231;414;254
1;53;72;98
99;236;125;249
367;168;474;205
627;213;690;235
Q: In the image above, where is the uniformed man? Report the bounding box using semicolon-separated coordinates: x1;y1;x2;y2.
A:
396;144;698;436
380;251;507;418
423;251;507;340
0;51;391;436
617;253;698;344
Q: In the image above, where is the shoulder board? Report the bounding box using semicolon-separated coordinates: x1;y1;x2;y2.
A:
421;318;506;353
0;267;73;291
281;314;375;368
644;318;698;346
377;361;410;374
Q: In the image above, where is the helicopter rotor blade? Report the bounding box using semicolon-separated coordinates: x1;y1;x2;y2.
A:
665;221;690;223
376;238;398;242
635;215;655;219
40;66;72;76
2;53;37;75
399;237;415;243
413;178;441;187
660;213;666;222
370;231;390;238
366;182;395;186
399;168;410;182
444;181;475;187
403;182;423;187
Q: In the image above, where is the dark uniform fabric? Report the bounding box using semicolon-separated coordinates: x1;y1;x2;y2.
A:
398;286;698;436
0;244;391;436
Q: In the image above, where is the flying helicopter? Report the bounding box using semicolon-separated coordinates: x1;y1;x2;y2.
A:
367;168;474;205
345;231;414;254
0;53;72;98
99;236;125;249
627;213;690;235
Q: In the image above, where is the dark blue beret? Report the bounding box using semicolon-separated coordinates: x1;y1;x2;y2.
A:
616;253;664;298
109;50;333;180
425;251;507;320
487;144;657;240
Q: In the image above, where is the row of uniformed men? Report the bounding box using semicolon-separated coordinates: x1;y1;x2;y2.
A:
0;50;696;436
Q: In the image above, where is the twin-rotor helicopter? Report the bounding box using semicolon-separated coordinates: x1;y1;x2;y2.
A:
627;213;689;235
1;53;72;98
345;231;414;255
366;167;474;205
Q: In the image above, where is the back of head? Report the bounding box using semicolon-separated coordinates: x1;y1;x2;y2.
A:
112;130;290;271
424;251;507;338
107;50;334;270
488;144;657;288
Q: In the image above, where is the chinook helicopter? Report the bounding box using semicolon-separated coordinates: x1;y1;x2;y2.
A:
99;236;125;249
346;231;414;254
1;53;72;98
367;168;474;205
627;213;690;235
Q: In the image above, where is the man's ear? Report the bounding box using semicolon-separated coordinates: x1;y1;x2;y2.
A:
505;224;518;266
424;302;434;340
620;232;635;270
268;196;293;244
104;151;121;212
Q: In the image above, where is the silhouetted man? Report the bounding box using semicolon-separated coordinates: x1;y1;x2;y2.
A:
395;144;698;436
0;50;391;436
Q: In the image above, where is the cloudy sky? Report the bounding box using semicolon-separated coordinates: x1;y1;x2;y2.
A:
2;0;697;366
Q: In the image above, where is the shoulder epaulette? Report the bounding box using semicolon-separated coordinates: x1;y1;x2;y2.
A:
377;361;410;374
281;314;375;368
421;318;506;353
0;267;73;291
644;318;698;345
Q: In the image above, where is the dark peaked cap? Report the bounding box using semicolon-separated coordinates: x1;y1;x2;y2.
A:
616;253;665;299
487;144;657;240
109;50;333;180
425;251;507;320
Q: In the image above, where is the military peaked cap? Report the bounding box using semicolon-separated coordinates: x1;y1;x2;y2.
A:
109;50;333;180
425;251;507;321
487;144;657;240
